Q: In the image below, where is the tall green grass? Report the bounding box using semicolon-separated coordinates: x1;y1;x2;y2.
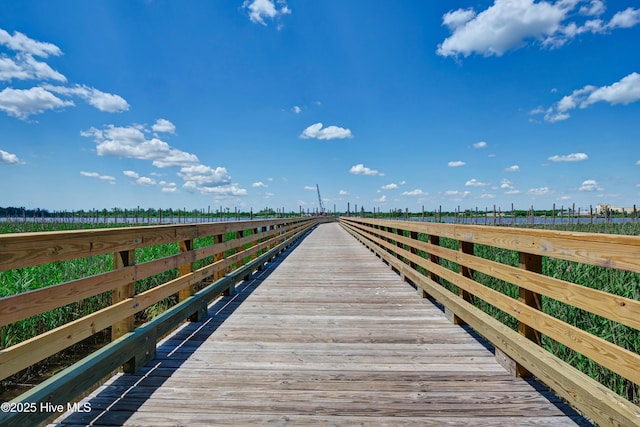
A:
407;223;639;405
0;221;256;398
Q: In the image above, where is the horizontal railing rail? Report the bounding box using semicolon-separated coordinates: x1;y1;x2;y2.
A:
340;217;640;427
0;216;321;426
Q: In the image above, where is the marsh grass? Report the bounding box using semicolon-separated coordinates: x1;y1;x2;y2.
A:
0;222;252;400
409;223;640;405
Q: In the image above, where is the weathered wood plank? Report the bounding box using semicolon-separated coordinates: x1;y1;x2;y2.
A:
52;223;586;426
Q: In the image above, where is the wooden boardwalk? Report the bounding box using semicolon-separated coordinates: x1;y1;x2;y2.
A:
52;223;588;426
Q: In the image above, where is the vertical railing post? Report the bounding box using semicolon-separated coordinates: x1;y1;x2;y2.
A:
420;234;440;299
517;251;542;376
178;238;194;302
213;232;225;280
112;249;135;340
447;241;474;325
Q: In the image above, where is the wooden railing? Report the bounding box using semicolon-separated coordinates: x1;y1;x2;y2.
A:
0;216;320;426
340;217;640;427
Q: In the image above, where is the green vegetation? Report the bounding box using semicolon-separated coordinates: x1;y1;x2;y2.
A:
405;222;640;405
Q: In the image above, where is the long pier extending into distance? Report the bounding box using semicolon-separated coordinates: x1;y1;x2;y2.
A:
1;217;639;426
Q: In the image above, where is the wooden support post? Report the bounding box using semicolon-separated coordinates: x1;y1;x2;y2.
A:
213;233;224;281
516;252;543;376
447;241;474;325
112;249;135;341
409;231;418;274
178;239;194;302
421;235;440;299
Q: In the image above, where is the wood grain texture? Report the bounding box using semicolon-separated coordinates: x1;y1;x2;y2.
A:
52;223;586;426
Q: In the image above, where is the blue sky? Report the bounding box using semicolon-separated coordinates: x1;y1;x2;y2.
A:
1;0;639;213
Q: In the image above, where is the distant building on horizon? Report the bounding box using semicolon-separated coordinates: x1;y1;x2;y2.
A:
596;203;636;215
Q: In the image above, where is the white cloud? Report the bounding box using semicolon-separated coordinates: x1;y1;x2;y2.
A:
528;186;550;196
500;179;514;189
0;28;129;118
402;189;428;196
473;141;487;148
505;165;520;172
291;105;301;114
374;195;387;203
465;178;488;187
0;149;20;164
303;185;316;190
80;171;116;184
0;86;73;119
196;183;248;197
349;163;383;176
548;152;588;162
381;183;399;190
43;84;129;113
339;190;348;195
0;29;62;57
152;118;176;134
82;124;199;168
437;1;640;58
243;0;291;26
252;181;268;188
0;54;66;82
300;122;353;140
448;160;466;167
580;1;605;17
178;164;231;188
636;160;640;165
578;179;603;191
123;170;156;186
608;7;640;29
535;73;640;122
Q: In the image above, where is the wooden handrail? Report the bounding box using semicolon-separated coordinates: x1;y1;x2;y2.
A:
340;217;640;427
0;217;317;383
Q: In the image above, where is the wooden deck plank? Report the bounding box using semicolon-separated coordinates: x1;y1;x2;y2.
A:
52;223;588;426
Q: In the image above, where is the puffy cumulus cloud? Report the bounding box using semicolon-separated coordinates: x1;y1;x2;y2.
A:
243;0;291;26
0;29;61;57
82;121;245;198
178;164;231;188
473;141;487;148
402;189;428;196
300;122;353;140
196;183;248;197
505;165;520;172
0;53;66;82
123;170;157;186
548;152;588;162
0;28;129;118
82;124;199;168
448;160;466;167
339;190;348;195
304;185;316;191
578;179;603;191
536;73;640;122
80;171;116;184
291;105;301;114
152;118;176;134
438;1;640;58
0;149;20;164
349;163;383;176
381;183;399;190
43;84;129;113
252;181;268;188
465;178;489;187
0;87;74;119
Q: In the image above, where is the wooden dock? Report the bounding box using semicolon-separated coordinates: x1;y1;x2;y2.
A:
52;223;588;426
